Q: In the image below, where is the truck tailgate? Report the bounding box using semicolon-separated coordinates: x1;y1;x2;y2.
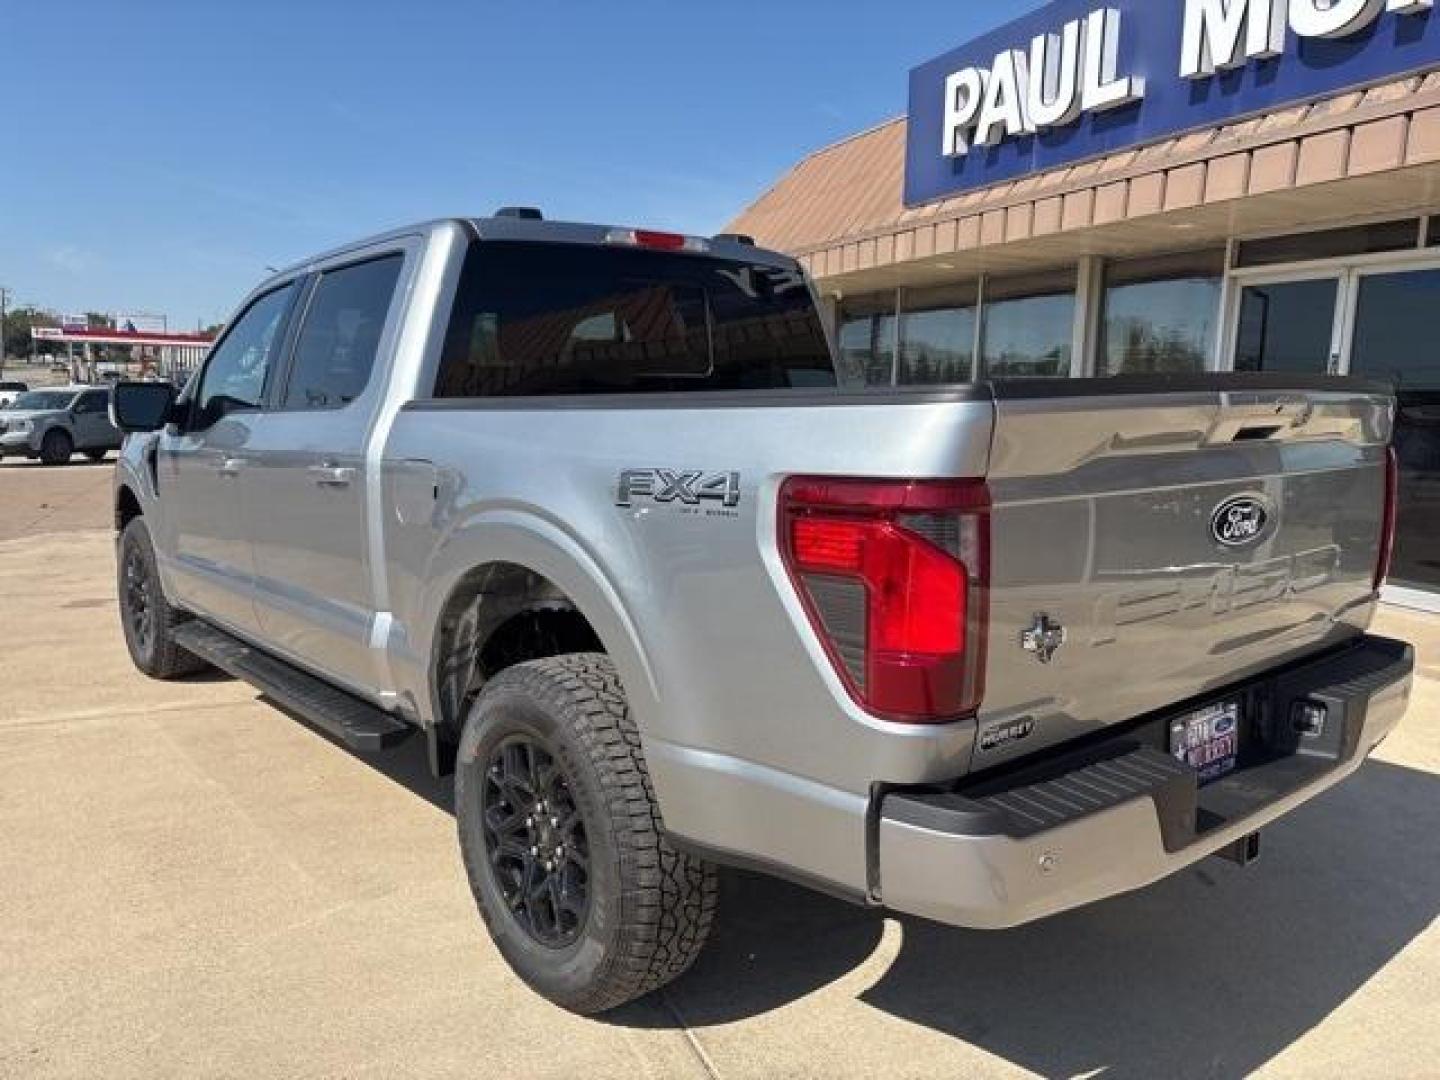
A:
976;378;1394;767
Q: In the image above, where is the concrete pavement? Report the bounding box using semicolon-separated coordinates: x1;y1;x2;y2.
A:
1;461;1437;1078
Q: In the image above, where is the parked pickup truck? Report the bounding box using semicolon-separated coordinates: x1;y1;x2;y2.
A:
110;212;1413;1014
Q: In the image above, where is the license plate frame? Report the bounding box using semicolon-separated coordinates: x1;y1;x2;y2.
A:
1169;700;1240;784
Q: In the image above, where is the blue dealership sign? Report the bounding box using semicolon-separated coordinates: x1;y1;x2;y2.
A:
905;0;1440;207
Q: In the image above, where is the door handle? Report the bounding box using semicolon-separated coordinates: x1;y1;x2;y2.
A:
308;464;356;488
217;456;245;477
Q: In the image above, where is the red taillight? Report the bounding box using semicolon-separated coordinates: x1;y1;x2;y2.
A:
779;477;990;724
1375;445;1399;592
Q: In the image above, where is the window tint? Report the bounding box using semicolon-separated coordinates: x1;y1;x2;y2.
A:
282;255;403;409
194;285;295;429
1350;269;1440;390
980;271;1076;378
1236;219;1419;268
899;283;977;385
435;242;834;397
11;391;74;410
1234;280;1338;375
838;297;897;387
75;391;109;414
1100;251;1224;376
195;283;296;427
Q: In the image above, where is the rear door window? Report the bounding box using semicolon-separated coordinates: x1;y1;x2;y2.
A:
435;241;834;397
281;254;404;410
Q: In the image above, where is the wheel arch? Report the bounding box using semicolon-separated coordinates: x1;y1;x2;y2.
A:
115;483;144;532
415;514;661;751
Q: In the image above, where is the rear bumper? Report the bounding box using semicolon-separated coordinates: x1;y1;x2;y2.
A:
878;634;1413;929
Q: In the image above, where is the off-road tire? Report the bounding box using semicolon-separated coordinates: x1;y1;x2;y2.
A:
456;653;717;1014
39;429;72;466
117;516;209;679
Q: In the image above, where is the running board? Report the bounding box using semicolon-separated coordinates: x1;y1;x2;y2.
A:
173;621;413;752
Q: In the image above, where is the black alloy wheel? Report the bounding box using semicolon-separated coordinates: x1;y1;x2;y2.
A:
482;735;590;947
122;542;156;656
116;517;209;679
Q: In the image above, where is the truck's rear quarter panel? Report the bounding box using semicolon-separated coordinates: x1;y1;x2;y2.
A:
382;393;996;892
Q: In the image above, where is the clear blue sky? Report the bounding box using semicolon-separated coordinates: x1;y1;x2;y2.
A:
2;0;1039;329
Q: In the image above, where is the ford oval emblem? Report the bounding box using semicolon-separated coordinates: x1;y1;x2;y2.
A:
1211;495;1270;548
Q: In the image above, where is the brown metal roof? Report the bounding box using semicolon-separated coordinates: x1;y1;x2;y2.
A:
728;72;1440;286
728;118;908;256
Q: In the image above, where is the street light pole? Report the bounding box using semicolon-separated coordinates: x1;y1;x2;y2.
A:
0;286;10;379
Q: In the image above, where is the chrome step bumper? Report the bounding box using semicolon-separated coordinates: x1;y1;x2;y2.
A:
878;635;1413;929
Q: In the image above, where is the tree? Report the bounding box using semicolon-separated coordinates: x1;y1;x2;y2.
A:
3;306;59;361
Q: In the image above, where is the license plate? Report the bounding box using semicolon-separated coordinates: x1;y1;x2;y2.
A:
1169;701;1240;783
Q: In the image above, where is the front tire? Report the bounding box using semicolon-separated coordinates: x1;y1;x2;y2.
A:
117;517;209;679
455;653;717;1014
85;448;109;463
39;429;72;466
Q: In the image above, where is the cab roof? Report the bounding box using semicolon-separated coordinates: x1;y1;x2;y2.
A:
263;215;800;285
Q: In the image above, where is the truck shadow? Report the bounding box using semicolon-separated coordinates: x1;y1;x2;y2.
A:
614;760;1440;1078
303;705;1438;1077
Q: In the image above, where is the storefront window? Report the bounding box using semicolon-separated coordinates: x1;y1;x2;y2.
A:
898;283;977;385
981;271;1075;378
1100;251;1224;376
838;296;897;387
1237;220;1421;268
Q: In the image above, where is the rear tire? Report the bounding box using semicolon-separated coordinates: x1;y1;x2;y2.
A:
85;449;109;463
455;653;717;1014
117;517;209;679
39;429;72;466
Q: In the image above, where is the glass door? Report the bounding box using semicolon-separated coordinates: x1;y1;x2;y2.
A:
1232;275;1344;375
1345;264;1440;599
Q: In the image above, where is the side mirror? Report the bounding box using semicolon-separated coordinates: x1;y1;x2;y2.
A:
111;381;179;433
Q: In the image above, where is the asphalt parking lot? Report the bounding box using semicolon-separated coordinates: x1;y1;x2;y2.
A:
2;460;1437;1079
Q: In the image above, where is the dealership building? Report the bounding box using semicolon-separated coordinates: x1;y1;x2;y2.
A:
729;0;1440;609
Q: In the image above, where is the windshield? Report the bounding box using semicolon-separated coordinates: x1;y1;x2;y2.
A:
9;390;77;411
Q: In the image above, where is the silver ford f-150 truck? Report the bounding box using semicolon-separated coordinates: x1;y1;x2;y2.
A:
110;212;1413;1014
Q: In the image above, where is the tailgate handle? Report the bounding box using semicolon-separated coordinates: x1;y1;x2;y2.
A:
1232;424;1283;443
1210;396;1316;445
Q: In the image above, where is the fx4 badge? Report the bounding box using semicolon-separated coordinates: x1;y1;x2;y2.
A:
617;469;742;515
1021;613;1067;664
